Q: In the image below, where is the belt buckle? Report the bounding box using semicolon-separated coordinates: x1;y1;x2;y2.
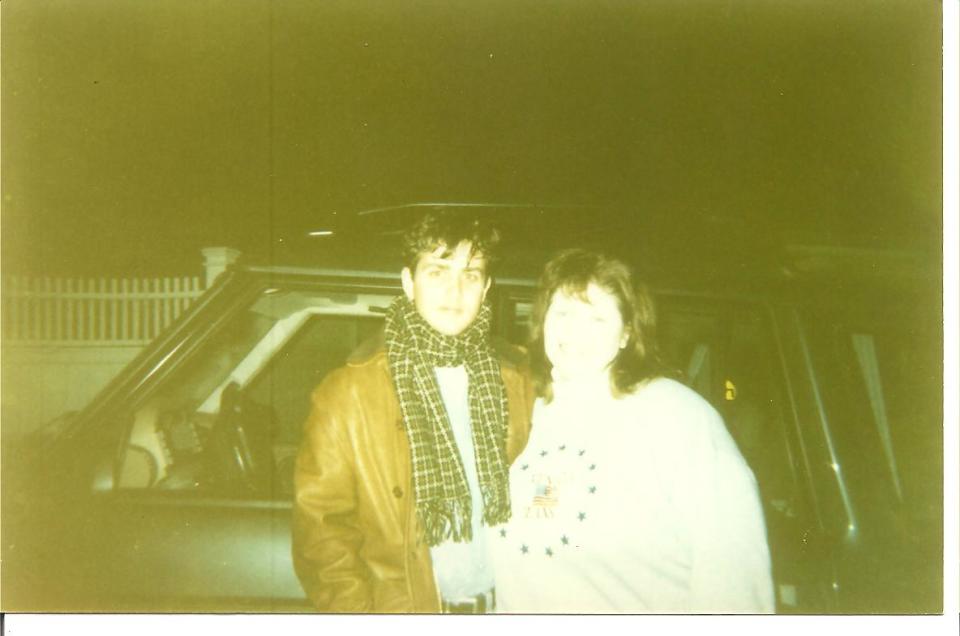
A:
442;589;495;614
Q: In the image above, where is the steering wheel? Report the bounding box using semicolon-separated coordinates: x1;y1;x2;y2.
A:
206;382;273;494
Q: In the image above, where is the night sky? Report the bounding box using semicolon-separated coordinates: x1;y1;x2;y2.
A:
1;0;943;277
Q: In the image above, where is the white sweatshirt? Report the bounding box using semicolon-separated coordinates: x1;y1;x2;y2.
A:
489;375;775;614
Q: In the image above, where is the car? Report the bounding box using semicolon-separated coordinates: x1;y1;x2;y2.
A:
1;211;942;614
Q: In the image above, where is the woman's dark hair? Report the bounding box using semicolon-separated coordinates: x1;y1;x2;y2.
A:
402;210;501;276
529;249;667;400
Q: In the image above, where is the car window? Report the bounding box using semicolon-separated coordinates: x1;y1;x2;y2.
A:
114;287;392;500
243;313;383;497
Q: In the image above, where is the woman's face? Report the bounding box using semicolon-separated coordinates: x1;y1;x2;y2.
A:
543;283;628;381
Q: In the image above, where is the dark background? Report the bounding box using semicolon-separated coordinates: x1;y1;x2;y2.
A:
1;0;943;278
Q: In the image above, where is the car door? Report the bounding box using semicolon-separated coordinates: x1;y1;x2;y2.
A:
797;287;942;613
23;274;397;611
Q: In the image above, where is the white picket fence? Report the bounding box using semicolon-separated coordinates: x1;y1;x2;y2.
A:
2;275;204;345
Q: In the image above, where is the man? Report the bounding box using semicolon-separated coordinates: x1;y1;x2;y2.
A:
292;211;533;613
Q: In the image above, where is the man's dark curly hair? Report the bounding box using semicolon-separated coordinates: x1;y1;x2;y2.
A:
401;209;501;276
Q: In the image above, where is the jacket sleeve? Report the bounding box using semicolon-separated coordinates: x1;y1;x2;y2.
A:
498;342;535;464
678;406;776;614
292;372;373;612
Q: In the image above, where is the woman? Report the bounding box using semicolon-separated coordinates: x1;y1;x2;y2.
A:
489;249;774;613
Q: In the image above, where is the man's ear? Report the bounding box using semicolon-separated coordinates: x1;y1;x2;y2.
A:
401;267;415;301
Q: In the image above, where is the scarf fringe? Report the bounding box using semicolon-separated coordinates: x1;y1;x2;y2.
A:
421;499;474;546
481;482;512;527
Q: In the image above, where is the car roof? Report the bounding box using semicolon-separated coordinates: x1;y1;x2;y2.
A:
266;202;939;298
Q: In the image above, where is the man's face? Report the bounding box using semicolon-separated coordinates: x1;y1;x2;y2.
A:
401;241;491;336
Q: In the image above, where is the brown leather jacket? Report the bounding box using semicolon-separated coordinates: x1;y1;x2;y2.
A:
292;332;534;613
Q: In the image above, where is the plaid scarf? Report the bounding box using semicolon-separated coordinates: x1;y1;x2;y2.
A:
384;296;511;547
